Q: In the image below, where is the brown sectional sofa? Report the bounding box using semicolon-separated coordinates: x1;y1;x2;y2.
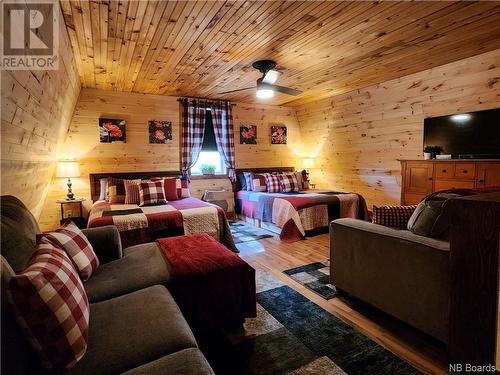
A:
330;218;450;343
1;196;214;374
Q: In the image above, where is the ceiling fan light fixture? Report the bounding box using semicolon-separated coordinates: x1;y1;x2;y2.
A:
256;88;274;99
262;70;281;84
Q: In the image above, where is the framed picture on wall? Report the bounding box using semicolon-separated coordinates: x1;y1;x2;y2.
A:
99;118;126;143
240;124;257;144
271;125;287;144
149;120;172;144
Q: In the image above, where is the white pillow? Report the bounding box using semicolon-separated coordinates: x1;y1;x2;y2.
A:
98;178;108;201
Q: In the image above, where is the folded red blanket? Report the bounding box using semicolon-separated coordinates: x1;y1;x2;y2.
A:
156;234;256;332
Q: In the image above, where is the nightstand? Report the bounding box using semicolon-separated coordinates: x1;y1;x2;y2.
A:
56;198;86;228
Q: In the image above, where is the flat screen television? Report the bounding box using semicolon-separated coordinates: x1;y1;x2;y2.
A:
423;108;500;159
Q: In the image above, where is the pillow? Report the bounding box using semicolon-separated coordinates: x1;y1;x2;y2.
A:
237;173;247;191
177;177;191;199
139;180;167;206
108;177;125;204
294;171;304;190
162;177;179;201
265;174;281;193
243;172;252;191
123;179;141;204
407;193;461;239
278;172;300;192
372;205;417;229
250;173;267;192
43;220;99;281
98;178;108;201
8;238;89;370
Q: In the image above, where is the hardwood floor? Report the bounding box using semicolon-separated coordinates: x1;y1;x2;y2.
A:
236;230;448;375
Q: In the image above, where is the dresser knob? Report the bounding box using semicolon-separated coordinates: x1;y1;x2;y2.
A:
478;179;484;183
442;169;447;173
463;170;467;174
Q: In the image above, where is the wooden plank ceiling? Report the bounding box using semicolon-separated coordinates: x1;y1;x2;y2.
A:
61;1;500;106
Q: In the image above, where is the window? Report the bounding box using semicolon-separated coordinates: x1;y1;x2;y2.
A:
191;110;227;175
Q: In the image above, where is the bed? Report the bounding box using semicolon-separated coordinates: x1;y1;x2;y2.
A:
87;172;236;251
233;168;369;243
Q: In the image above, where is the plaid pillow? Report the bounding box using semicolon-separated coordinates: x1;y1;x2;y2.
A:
124;179;141;204
9;238;89;370
177;177;191;199
265;174;281;193
251;173;267;192
108;177;125;204
43;220;99;281
372;205;417;229
278;172;300;192
139;180;167;206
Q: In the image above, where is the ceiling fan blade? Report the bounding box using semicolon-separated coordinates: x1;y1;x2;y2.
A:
261;84;302;96
218;87;255;95
262;70;281;84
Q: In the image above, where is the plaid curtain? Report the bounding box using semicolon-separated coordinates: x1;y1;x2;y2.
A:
181;99;206;178
210;101;236;181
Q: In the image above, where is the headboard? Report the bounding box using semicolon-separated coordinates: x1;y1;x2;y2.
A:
232;167;295;192
89;171;181;202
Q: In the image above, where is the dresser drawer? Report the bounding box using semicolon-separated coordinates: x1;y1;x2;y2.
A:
454;163;476;180
435;163;455;179
434;180;475;191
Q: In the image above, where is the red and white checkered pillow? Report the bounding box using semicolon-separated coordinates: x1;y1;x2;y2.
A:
139;180;167;206
278;172;300;192
372;205;417;229
265;174;281;193
8;238;89;370
43;220;99;281
124;179;141;204
177;177;191;199
250;173;267;192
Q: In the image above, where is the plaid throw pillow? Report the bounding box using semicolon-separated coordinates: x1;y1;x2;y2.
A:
139;180;167;206
177;177;191;199
265;174;281;193
43;220;99;281
108;177;125;204
279;172;300;192
372;205;417;229
251;173;267;192
9;238;89;370
124;179;141;204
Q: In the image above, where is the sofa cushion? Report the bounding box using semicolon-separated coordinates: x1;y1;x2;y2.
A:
70;285;197;375
372;205;417;229
0;195;40;273
84;242;170;303
122;348;214;375
9;238;89;370
43;220;99;281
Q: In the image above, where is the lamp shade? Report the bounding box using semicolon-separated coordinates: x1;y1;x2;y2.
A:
302;158;314;169
56;161;80;178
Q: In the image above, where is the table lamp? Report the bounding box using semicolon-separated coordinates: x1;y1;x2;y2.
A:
57;161;80;200
302;158;314;171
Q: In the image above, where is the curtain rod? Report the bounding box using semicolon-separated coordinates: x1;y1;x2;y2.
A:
177;97;236;107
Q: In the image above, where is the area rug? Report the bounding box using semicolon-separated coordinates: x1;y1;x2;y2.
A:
200;270;421;375
230;221;273;243
283;261;338;300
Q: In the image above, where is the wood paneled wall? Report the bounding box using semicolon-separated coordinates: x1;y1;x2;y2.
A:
39;89;301;229
1;5;81;219
296;49;500;209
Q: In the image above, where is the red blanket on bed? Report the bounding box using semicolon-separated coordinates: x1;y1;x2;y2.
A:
156;234;256;332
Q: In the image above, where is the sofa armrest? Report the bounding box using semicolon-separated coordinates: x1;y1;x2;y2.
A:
81;225;122;264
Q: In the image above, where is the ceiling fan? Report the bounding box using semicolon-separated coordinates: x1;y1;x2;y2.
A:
219;60;303;99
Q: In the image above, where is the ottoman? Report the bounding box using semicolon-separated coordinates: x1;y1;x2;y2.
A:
156;233;256;333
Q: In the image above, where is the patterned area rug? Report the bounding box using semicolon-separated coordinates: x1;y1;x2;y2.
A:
283;261;338;300
229;221;273;243
200;270;421;375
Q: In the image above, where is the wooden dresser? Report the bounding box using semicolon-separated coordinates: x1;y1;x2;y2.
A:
400;159;500;205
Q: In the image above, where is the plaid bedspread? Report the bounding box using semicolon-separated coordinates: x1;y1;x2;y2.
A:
88;197;237;251
236;190;369;242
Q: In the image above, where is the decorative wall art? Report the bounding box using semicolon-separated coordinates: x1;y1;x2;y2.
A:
271;125;287;144
149;120;172;144
99;118;126;143
240;124;257;144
